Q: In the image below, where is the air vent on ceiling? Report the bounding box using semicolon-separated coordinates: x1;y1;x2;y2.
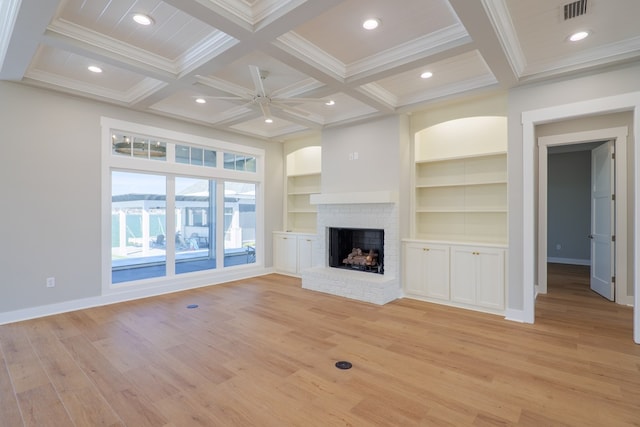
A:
564;0;588;20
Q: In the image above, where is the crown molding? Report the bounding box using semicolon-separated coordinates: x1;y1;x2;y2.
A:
346;24;471;79
25;68;166;104
521;36;640;79
177;32;238;78
358;83;398;109
397;73;498;107
481;0;526;77
47;19;177;75
275;31;347;80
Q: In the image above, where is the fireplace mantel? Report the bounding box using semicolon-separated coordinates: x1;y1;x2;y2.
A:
310;191;397;205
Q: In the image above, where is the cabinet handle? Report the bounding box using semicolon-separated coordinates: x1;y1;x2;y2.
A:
423;248;430;251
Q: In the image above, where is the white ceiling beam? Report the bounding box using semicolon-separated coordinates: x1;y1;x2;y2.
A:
448;0;519;87
0;0;59;80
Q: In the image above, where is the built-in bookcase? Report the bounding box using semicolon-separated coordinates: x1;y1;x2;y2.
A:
285;146;321;233
412;117;507;245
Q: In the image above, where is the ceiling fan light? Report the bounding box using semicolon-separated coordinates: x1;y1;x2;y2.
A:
569;31;589;42
325;100;335;106
420;71;433;79
88;65;102;73
362;18;380;30
133;14;154;26
195;98;207;104
265;118;273;124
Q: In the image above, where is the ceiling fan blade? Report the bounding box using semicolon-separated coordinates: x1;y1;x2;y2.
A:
193;96;246;101
275;97;329;104
259;103;272;119
249;65;267;97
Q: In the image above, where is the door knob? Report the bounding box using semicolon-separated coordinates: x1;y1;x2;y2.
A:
588;234;593;239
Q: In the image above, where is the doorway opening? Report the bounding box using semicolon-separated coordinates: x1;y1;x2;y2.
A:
546;141;613;300
537;127;629;307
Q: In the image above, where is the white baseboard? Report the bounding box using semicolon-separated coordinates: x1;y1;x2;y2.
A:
504;308;529;323
547;257;590;266
0;267;273;326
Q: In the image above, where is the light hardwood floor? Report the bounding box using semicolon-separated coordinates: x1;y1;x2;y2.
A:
1;266;639;426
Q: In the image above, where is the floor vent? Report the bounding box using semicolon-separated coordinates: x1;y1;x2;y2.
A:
564;0;588;20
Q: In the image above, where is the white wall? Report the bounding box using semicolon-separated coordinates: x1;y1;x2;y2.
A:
321;115;403;194
0;81;278;317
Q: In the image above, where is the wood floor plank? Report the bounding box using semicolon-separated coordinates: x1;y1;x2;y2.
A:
1;267;639;426
0;342;23;426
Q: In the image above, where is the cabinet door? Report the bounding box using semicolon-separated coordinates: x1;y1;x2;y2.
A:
274;234;297;274
297;235;314;273
404;243;449;300
450;247;477;305
476;249;504;310
404;243;429;296
423;245;450;300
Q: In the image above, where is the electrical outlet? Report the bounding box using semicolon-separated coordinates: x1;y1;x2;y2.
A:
46;277;55;288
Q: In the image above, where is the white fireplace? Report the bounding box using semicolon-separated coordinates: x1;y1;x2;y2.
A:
301;191;401;304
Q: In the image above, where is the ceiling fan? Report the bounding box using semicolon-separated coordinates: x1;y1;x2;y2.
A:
195;65;331;124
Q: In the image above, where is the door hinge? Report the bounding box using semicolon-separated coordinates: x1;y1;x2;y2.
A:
612;152;616;160
612;194;616;201
612;235;616;242
612;276;616;283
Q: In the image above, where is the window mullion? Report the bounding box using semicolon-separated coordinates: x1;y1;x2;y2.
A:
166;175;176;276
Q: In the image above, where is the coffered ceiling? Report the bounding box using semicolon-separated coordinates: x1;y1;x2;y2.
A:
1;0;639;140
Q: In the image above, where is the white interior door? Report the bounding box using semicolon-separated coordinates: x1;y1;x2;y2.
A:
590;141;615;301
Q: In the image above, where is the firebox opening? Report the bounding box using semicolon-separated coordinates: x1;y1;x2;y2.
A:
328;227;384;274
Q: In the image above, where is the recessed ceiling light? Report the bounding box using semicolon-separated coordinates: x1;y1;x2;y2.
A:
569;31;589;42
362;18;380;30
195;98;207;104
420;71;433;79
133;13;154;26
88;65;102;73
325;100;335;106
265;118;273;124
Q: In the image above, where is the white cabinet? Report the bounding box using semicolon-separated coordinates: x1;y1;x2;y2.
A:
403;241;450;301
273;232;316;276
450;246;505;310
403;240;505;313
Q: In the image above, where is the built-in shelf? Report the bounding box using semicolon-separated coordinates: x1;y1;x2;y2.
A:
413;127;507;245
285;146;321;233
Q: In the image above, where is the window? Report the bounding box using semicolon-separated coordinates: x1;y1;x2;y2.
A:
111;171;166;283
224;152;256;172
175;177;216;274
103;118;263;289
224;182;256;266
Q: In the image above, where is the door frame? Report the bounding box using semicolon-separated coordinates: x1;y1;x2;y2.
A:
537;128;628;304
521;91;640;344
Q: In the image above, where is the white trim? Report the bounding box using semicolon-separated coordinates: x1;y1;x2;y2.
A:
521;91;640;342
537;127;628;305
504;308;526;323
0;268;271;326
